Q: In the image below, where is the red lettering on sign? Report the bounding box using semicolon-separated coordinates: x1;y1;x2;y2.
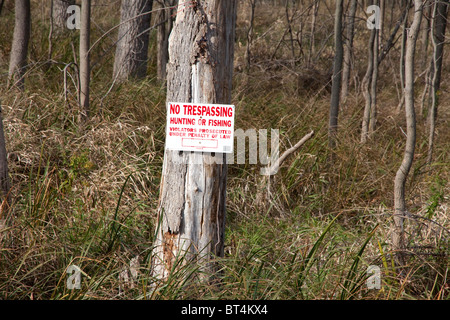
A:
169;104;180;114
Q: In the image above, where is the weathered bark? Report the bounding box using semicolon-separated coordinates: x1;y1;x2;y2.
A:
328;0;344;150
8;0;30;90
152;0;237;281
0;102;10;212
427;0;448;164
113;0;153;82
52;0;75;31
393;0;422;267
341;0;357;102
79;0;90;121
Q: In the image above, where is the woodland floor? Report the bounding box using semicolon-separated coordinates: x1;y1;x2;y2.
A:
0;1;448;299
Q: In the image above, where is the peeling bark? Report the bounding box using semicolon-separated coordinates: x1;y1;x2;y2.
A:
153;0;237;281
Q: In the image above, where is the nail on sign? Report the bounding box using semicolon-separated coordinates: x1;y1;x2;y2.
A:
165;102;235;153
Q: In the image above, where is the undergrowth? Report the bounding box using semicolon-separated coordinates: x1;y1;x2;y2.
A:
0;0;448;300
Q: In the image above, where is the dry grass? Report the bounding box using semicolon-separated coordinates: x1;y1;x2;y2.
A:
0;0;448;300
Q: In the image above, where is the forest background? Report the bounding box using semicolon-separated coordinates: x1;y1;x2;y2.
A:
0;0;448;300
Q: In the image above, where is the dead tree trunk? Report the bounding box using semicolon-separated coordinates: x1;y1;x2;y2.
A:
113;0;153;82
427;0;448;164
79;0;91;121
152;0;237;281
8;0;30;90
328;0;344;150
393;0;422;267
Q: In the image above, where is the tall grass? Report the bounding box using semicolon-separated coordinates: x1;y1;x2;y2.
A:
0;0;448;300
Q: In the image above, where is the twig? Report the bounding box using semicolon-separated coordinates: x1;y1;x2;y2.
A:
265;130;315;176
63;62;79;103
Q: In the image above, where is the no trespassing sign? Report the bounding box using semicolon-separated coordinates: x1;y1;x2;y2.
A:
165;102;235;153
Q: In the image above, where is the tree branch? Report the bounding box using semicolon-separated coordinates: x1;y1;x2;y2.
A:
265;130;315;176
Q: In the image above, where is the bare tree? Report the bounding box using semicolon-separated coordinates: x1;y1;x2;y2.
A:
152;0;237;281
393;0;422;267
79;0;91;121
427;0;448;164
341;0;358;102
328;0;344;150
8;0;31;90
362;0;388;138
113;0;153;82
378;1;410;65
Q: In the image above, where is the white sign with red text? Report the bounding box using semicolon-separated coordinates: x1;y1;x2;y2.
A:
165;102;235;153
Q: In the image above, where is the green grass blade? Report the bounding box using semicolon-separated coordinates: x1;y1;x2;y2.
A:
297;212;342;296
340;224;379;300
